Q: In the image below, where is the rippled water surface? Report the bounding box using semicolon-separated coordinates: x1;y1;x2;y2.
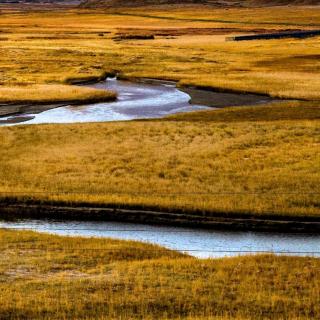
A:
1;219;320;258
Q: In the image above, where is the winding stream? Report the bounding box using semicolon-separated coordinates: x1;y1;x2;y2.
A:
1;78;210;125
0;78;275;125
1;219;320;258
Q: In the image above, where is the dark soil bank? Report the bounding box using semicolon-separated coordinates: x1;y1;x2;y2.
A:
180;86;275;108
1;203;319;233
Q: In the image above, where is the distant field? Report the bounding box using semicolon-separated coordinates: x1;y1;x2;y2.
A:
0;229;319;319
0;7;319;102
81;0;320;8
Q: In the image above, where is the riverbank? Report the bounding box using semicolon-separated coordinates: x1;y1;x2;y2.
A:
3;218;319;258
0;7;319;231
0;84;117;124
0;87;117;124
0;7;319;118
0;84;116;107
118;76;278;107
1;202;320;233
0;228;319;319
0;77;279;125
0;78;209;125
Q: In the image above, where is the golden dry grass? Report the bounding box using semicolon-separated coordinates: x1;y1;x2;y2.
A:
0;229;319;319
1;101;319;218
0;84;116;104
166;100;320;122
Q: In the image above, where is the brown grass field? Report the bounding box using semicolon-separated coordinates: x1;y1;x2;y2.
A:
0;84;116;104
0;229;319;319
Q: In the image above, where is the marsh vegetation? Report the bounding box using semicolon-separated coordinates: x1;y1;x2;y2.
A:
1;101;319;218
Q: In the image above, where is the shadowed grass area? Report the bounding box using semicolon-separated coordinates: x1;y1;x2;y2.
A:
0;229;319;319
0;101;319;218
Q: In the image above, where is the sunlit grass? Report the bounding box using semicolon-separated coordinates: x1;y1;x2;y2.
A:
0;84;116;104
0;7;319;319
0;7;319;217
0;7;319;101
0;229;319;319
1;101;319;218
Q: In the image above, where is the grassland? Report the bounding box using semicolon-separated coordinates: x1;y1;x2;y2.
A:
0;7;319;220
0;7;320;101
0;228;319;319
0;6;319;319
1;101;319;219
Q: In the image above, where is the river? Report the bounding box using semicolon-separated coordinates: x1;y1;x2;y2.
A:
0;78;209;125
0;77;274;125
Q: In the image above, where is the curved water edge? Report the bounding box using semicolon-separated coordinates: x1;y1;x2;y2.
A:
1;218;320;259
0;78;209;125
0;78;275;125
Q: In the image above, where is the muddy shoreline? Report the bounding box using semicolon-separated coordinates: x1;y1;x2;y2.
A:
180;86;275;108
0;103;69;124
1;202;319;233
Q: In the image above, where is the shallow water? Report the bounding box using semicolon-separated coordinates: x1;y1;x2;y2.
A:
2;78;209;125
1;219;320;258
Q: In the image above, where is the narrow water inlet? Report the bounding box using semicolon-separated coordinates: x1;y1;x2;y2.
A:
1;219;320;258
